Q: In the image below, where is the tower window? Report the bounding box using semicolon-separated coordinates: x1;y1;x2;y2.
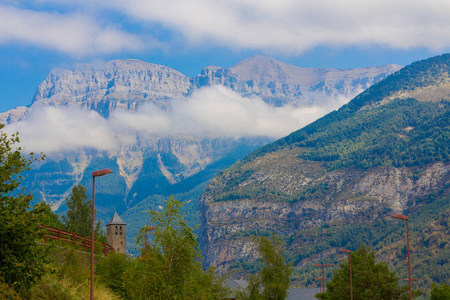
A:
119;226;123;235
115;226;118;234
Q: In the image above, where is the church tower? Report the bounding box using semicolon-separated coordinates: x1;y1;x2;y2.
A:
106;212;127;254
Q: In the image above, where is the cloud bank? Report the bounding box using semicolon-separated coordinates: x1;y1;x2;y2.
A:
4;86;348;153
2;0;450;55
0;3;142;55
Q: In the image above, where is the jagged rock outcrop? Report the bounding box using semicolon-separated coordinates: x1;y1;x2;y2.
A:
199;54;450;281
194;55;401;107
31;59;192;118
1;56;401;223
200;148;449;274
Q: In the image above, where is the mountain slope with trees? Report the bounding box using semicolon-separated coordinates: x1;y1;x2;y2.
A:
199;54;450;295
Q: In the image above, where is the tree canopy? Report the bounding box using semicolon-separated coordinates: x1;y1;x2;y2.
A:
315;244;422;300
237;234;293;300
0;128;45;293
61;184;105;241
98;195;229;299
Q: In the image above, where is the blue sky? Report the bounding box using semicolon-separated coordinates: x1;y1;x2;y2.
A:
1;0;450;113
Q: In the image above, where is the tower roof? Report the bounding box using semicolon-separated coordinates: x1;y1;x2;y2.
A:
106;212;127;226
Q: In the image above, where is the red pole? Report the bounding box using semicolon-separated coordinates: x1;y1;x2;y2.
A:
406;219;412;300
91;176;95;300
393;214;412;300
322;265;325;293
349;253;353;300
145;230;148;263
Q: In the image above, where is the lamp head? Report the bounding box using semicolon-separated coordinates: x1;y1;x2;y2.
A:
393;214;408;221
92;168;113;177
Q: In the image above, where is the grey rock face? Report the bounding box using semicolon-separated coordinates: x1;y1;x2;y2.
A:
31;59;191;118
1;56;401;224
194;55;402;107
199;146;449;275
3;56;401;122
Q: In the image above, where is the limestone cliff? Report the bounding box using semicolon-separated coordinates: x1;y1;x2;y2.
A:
199;54;450;285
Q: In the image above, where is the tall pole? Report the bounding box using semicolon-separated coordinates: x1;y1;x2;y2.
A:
91;169;113;300
91;175;95;300
393;214;412;300
314;263;332;293
349;253;352;300
341;249;353;300
406;219;412;300
315;277;323;293
322;265;325;294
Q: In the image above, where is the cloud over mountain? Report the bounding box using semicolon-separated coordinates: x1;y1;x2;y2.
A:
5;86;348;153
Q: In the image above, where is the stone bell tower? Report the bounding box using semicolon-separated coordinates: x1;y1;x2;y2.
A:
106;212;127;254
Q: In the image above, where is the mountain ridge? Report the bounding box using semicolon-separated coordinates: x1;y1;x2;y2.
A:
199;54;450;292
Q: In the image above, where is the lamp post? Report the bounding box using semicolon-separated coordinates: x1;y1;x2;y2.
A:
315;277;324;293
393;214;412;300
314;263;333;293
145;226;156;263
91;168;113;300
341;249;353;300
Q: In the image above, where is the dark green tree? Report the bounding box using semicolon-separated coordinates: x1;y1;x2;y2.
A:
61;184;105;242
31;201;63;228
430;282;450;300
122;196;229;299
239;234;293;300
315;244;422;300
0;128;46;293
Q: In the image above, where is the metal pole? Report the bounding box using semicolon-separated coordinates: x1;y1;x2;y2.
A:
406;219;412;300
322;265;325;293
145;230;148;263
349;253;353;300
91;176;95;300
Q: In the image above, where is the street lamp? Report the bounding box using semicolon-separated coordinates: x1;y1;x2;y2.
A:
315;277;324;293
314;263;333;293
393;214;413;300
341;249;353;300
91;168;113;300
145;226;156;263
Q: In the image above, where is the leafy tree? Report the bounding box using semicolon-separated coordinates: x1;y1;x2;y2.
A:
96;252;132;299
122;196;229;299
315;244;422;300
239;234;293;300
430;282;450;300
61;184;105;242
0;128;46;293
31;201;63;228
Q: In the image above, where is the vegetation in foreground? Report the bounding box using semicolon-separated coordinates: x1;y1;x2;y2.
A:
315;244;422;300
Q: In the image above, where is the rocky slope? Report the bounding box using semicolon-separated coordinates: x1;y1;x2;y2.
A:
199;54;450;289
0;56;400;233
1;55;401;122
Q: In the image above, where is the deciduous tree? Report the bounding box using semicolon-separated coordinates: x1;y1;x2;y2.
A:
315;244;422;300
240;234;292;300
122;196;229;299
0;128;45;292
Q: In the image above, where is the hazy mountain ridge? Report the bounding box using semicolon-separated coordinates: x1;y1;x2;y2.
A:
199;54;450;289
0;55;401;122
0;56;401;246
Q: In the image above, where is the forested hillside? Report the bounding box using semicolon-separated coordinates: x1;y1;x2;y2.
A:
200;54;450;296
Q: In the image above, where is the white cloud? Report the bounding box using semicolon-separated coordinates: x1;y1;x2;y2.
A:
93;0;450;52
4;86;346;153
0;4;143;55
4;106;117;152
3;1;450;56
